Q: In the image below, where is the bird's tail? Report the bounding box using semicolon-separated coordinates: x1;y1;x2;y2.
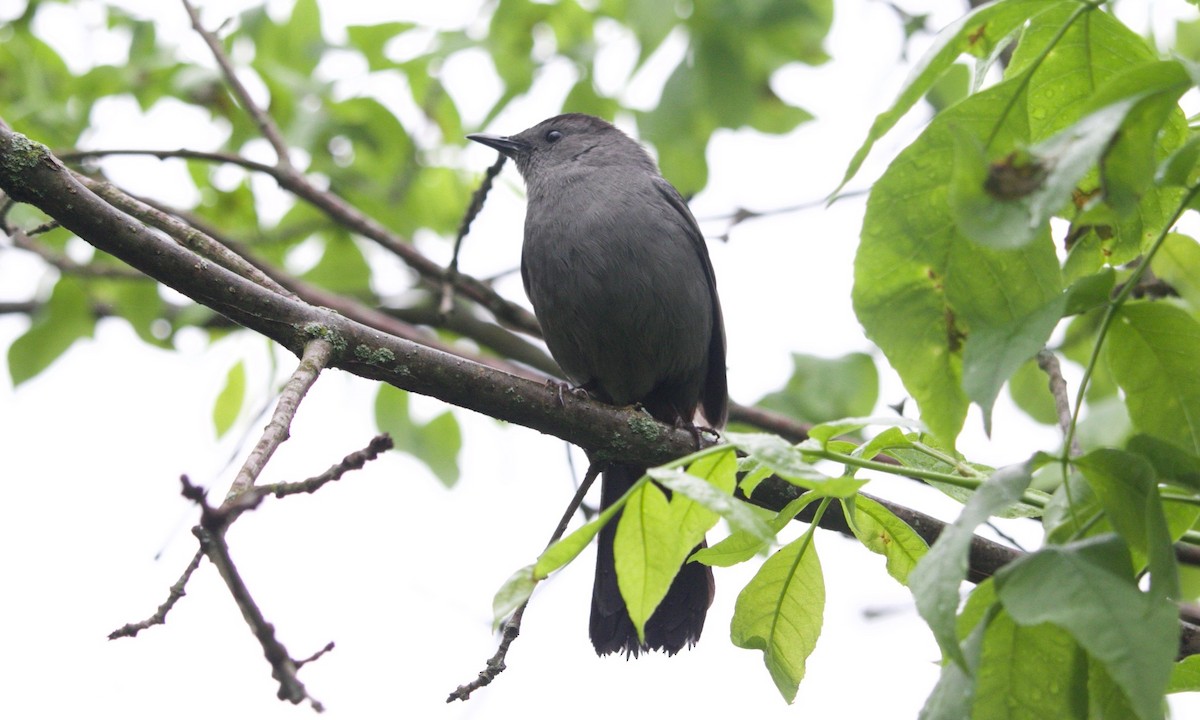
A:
589;462;714;657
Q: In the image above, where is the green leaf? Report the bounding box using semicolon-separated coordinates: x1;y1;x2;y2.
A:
919;603;992;720
1063;267;1116;317
614;481;713;642
1074;449;1178;596
845;494;929;585
926;63;969;114
730;531;824;704
956;577;997;640
755;352;879;424
909;459;1036;669
805;416;924;446
1150;233;1200;312
491;564;535;630
373;384;461;486
1042;471;1106;546
8;276;95;386
1106;303;1200;455
650;468;773;542
855;62;1064;447
951;60;1187;248
851;425;917;462
1168;655;1200;693
1157;135;1200;188
724;429;868;496
691;535;764;568
946;128;1042;250
838;0;1061;193
693;493;821;568
1126;434;1200;491
961;294;1066;434
105;280;170;347
212;360;246;439
995;535;1177;720
1098;65;1190;215
972;613;1088;720
534;494;628;578
1087;657;1140;720
301;236;373;296
725;432;829;485
1007;356;1061;426
415;411;463;487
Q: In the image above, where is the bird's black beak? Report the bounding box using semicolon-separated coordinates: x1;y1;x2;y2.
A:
467;132;530;159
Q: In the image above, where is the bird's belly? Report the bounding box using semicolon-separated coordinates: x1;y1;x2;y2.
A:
522;228;711;405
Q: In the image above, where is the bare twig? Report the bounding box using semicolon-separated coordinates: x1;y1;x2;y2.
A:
181;0;295;171
108;548;205;639
225;338;334;502
183;476;326;712
727;401;811;443
447;461;604;702
700;188;870;241
259;433;394;498
441;153;508;317
59;145;543;336
296;642;336;668
1036;349;1080;456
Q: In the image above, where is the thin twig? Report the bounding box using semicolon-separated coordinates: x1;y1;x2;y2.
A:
441;153;507;317
59;145;543;336
226;338;334;502
295;642;336;668
1036;349;1079;456
180;0;295;171
183;476;325;712
447;461;604;702
108;548;205;639
258;434;394;498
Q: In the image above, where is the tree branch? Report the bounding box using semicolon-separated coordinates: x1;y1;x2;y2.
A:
258;433;394;498
225;338;333;501
58;143;543;336
0;125;1027;588
1036;349;1079;456
448;461;604;703
181;0;296;171
108;548;205;640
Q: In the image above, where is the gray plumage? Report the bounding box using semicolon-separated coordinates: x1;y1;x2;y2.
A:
468;113;727;656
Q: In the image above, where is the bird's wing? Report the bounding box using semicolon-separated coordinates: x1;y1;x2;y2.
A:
652;176;728;427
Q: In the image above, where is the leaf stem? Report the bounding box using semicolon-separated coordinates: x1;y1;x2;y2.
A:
1062;183;1200;472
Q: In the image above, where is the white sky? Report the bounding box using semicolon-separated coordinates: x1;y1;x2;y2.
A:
1;0;1197;717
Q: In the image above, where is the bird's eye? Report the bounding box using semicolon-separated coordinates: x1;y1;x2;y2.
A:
545;129;563;143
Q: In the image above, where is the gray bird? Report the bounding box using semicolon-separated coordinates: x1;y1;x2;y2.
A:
468;113;727;657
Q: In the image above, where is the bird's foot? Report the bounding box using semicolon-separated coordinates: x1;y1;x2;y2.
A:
547;378;590;406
